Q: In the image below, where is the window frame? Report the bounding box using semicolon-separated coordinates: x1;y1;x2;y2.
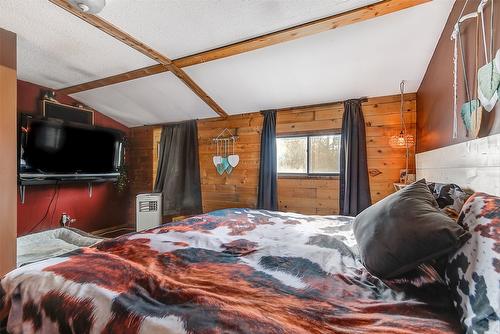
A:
276;131;341;178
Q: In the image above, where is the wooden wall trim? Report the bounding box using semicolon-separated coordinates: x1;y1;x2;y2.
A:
195;93;417;124
0;28;17;275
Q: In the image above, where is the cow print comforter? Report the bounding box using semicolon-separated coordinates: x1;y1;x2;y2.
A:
0;209;462;333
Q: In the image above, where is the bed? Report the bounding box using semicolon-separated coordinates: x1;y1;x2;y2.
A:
16;228;103;268
0;208;463;334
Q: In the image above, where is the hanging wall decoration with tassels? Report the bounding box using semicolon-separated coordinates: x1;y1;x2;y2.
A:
451;0;500;139
212;128;239;175
477;0;499;111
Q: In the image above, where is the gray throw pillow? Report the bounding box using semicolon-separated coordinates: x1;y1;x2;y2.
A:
353;179;470;279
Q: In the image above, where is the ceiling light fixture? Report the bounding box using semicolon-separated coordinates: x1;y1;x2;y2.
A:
68;0;106;14
389;80;414;184
389;81;415;150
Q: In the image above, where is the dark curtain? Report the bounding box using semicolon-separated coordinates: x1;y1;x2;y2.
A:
154;120;202;216
339;99;371;216
257;110;278;210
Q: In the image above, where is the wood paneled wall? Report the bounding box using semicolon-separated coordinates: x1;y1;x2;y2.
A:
416;132;500;196
127;126;155;224
0;28;17;275
152;128;162;184
197;94;416;214
197;113;263;212
364;94;416;201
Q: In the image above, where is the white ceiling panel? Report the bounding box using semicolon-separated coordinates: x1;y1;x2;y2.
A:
70;72;218;127
0;0;155;89
183;0;454;114
99;0;380;59
1;0;453;126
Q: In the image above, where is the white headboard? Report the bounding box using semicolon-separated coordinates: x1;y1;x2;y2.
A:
416;133;500;196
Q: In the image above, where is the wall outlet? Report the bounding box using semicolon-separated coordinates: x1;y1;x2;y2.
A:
61;213;76;227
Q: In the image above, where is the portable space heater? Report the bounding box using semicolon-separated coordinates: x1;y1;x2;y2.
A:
136;193;162;231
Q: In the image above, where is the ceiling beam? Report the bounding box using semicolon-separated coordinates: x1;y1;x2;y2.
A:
57;0;430;96
49;0;227;117
174;0;431;67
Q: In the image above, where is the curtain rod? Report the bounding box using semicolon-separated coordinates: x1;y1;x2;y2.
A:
276;96;368;112
143;97;373;127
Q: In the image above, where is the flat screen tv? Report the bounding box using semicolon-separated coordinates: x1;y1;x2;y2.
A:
20;118;124;181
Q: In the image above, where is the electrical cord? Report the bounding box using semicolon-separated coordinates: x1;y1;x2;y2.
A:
28;181;59;233
400;80;410;184
49;184;61;229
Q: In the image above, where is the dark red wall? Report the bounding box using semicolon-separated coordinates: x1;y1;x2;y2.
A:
417;0;500;153
17;80;131;236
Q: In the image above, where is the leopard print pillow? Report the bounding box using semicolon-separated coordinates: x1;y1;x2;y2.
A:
445;192;500;334
427;182;470;220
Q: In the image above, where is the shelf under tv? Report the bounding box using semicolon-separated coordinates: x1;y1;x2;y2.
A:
19;172;119;184
18;173;120;204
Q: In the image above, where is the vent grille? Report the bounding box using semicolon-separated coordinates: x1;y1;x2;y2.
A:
139;201;158;212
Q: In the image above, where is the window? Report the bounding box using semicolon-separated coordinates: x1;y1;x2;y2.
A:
277;134;341;175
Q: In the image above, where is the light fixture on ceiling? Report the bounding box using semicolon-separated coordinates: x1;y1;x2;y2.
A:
389;80;414;184
68;0;106;14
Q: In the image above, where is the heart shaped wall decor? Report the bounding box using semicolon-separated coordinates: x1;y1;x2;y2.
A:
213;156;222;167
216;162;226;175
228;154;239;167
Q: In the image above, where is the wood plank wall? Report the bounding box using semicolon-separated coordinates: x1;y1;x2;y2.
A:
196;94;416;214
197;113;263;211
416;132;500;196
364;94;416;201
127;126;155;225
0;28;17;275
152;128;162;184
